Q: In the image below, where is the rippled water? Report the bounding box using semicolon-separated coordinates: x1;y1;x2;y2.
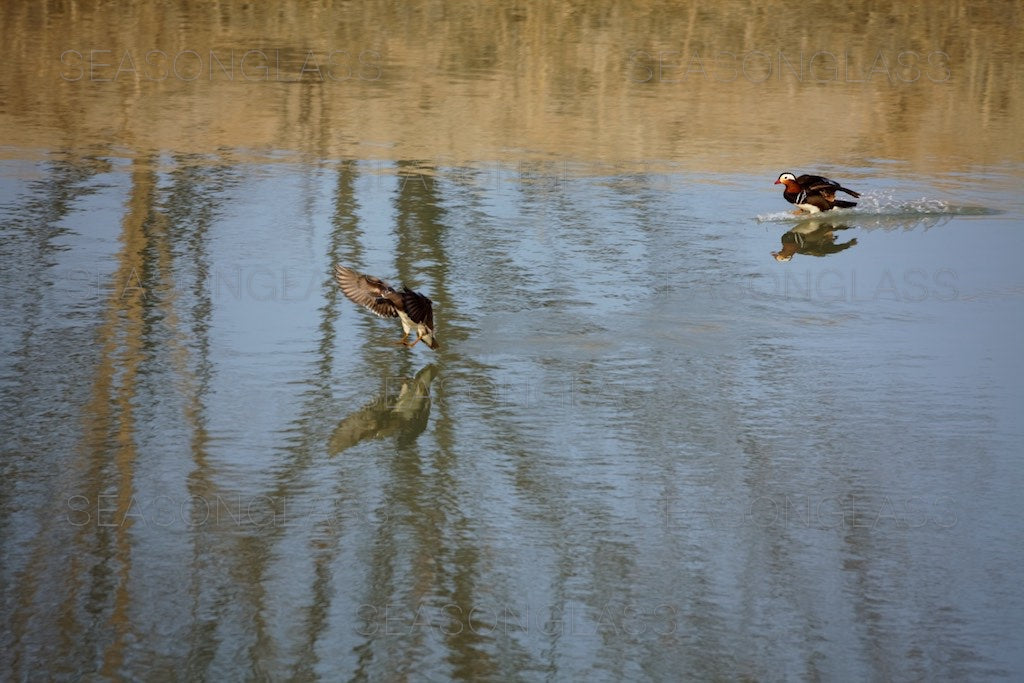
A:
2;2;1023;680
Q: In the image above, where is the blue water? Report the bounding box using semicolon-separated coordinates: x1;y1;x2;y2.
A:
2;155;1023;679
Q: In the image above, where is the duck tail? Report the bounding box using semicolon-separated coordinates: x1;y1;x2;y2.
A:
833;199;857;209
839;187;860;198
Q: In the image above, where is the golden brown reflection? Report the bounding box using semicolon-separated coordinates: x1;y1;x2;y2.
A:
772;221;857;261
1;1;1021;171
0;152;236;680
81;157;155;676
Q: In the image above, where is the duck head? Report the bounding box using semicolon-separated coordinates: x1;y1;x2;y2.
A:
774;172;797;187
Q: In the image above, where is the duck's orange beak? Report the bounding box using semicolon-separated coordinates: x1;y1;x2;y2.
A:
774;179;783;185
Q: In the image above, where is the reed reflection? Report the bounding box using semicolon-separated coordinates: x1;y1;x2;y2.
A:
6;1;1021;169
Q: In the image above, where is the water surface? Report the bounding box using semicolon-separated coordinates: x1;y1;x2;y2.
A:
2;2;1023;680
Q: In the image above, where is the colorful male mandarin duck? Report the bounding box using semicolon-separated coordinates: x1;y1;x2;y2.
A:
775;172;860;213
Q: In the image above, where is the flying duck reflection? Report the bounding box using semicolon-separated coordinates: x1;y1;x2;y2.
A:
328;364;439;455
772;221;857;262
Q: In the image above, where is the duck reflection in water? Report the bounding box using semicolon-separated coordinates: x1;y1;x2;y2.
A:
772;221;857;262
328;364;439;455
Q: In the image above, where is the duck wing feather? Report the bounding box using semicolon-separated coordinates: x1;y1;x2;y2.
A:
334;265;402;318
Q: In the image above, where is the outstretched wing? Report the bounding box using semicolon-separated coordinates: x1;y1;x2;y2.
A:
798;174;840;193
401;287;434;327
799;174;860;198
334;265;400;318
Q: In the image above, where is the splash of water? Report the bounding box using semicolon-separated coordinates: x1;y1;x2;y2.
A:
854;190;959;216
756;190;999;224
